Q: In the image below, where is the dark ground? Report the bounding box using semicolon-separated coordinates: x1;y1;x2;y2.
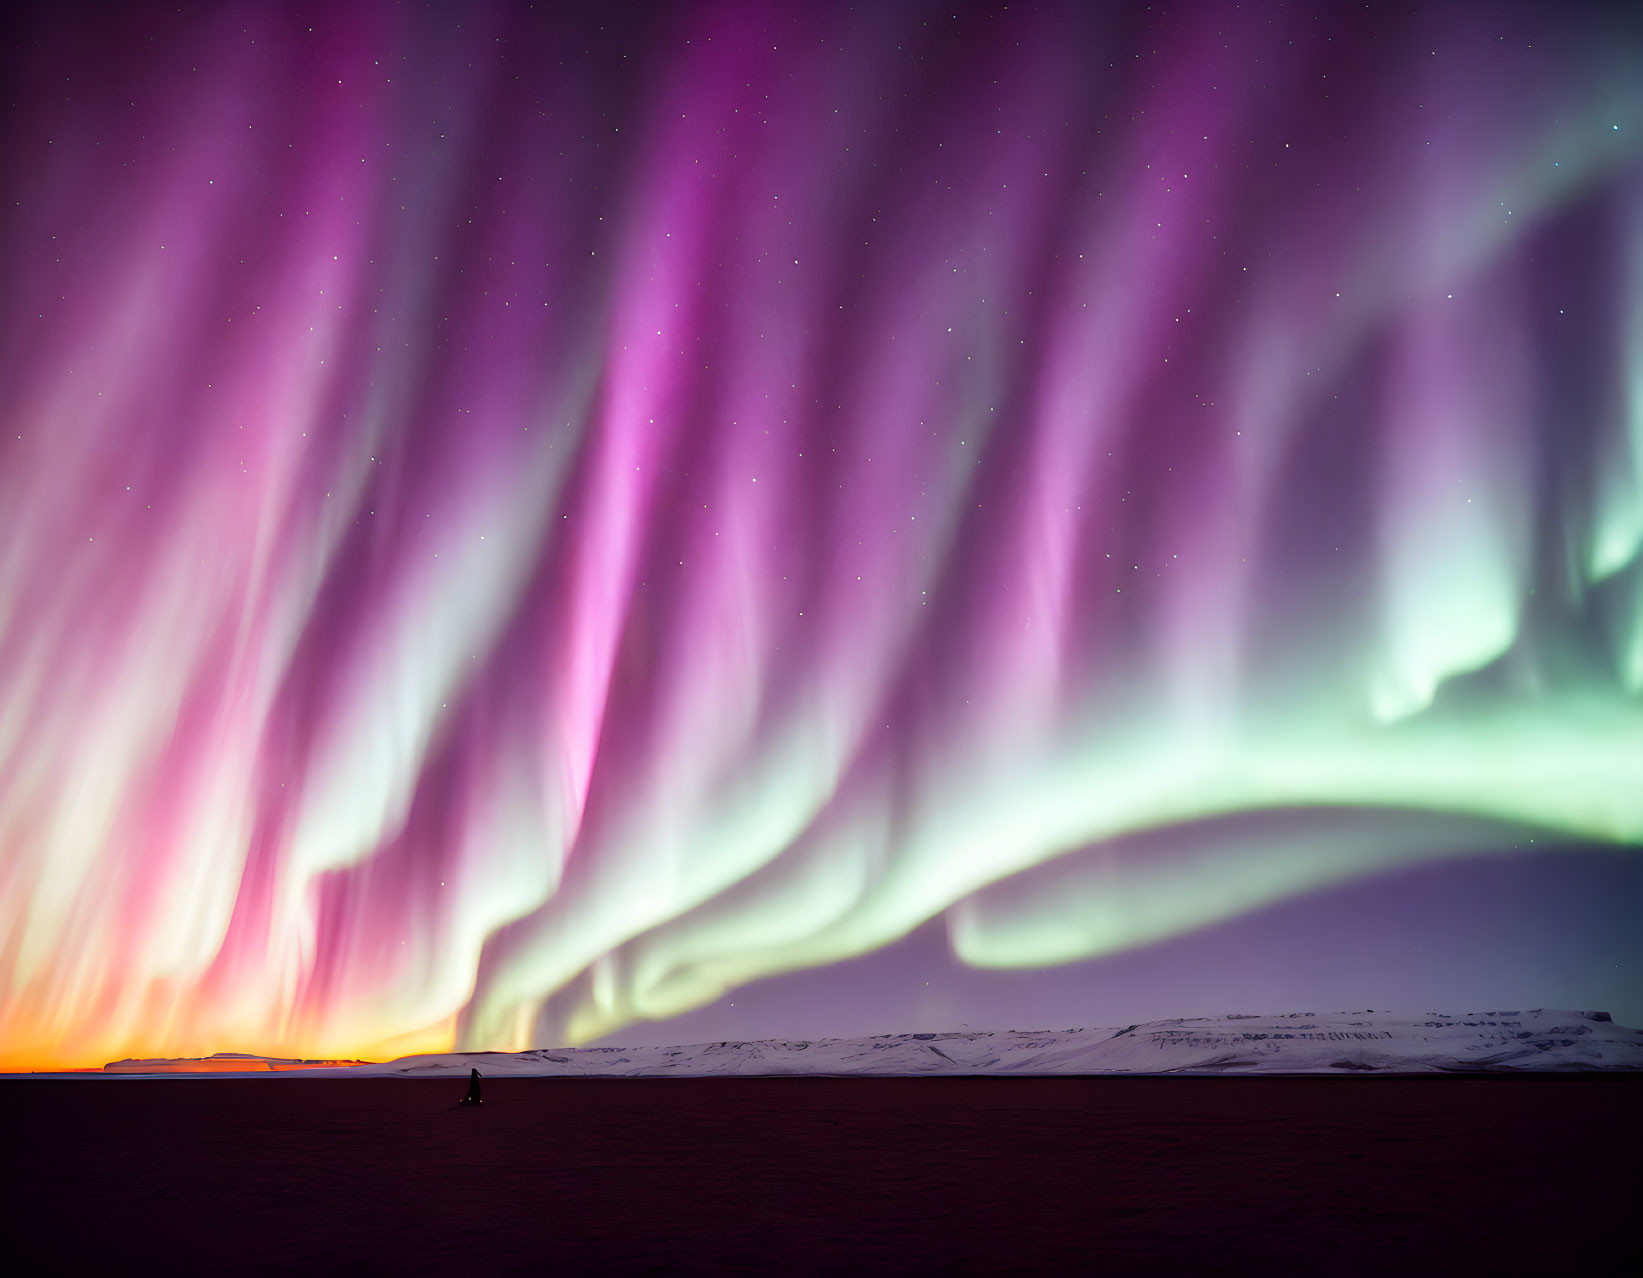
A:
5;1075;1639;1274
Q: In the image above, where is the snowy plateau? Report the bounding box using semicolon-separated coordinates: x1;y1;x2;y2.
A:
346;1008;1642;1079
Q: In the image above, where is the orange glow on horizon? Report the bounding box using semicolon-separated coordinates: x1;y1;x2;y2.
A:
0;1010;457;1074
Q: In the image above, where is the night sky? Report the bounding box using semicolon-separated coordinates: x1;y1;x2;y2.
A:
2;0;1641;1071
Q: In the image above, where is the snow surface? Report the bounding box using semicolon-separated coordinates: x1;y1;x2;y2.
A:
353;1008;1642;1079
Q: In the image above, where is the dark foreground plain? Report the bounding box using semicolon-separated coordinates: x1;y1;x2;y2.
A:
6;1075;1639;1274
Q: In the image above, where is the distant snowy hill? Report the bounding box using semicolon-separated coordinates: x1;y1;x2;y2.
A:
100;1054;371;1074
358;1008;1642;1079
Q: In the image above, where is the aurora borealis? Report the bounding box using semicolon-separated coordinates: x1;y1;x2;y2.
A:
1;0;1641;1072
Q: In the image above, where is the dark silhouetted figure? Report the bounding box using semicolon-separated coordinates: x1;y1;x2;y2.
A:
459;1067;482;1106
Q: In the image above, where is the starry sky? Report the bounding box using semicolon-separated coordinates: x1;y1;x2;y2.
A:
2;0;1641;1070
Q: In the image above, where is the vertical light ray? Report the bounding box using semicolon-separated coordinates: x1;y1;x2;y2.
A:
0;1;1640;1070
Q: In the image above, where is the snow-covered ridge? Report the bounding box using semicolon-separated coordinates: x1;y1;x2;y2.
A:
58;1008;1639;1078
360;1008;1642;1078
100;1054;371;1073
